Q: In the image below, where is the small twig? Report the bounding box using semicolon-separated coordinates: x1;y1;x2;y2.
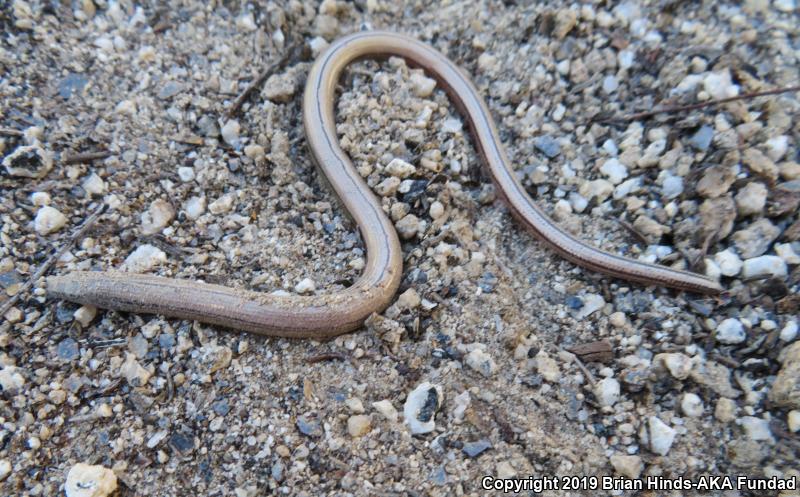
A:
597;84;800;123
226;42;303;119
562;347;597;385
615;218;649;247
61;151;113;164
0;203;105;317
0;128;24;137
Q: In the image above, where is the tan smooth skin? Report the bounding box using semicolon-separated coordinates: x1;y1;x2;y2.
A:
47;31;722;338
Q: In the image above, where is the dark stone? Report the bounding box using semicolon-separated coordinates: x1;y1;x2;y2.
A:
158;333;175;349
0;270;22;288
212;398;230;416
533;135;561;158
417;387;439;423
296;416;322;438
57;338;79;360
462;439;492;458
565;296;584;309
58;73;88;99
170;431;194;454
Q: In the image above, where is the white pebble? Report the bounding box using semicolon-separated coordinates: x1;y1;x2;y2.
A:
775;243;800;265
780;321;798;342
618;50;634;69
648;416;676;456
372;400;398;422
177;166;195;182
82;173;106;196
429;201;445;219
34;206;67;235
184;196;206;220
220;120;241;147
65;463;117;497
703;69;739;100
385;158;416;178
595;377;621;407
140;199;175;235
742;255;788;279
0;460;9;481
736;416;774;442
209;193;235;214
465;348;496;378
716;318;746;345
74;305;97;327
789;411;800;432
661;175;684;199
714;250;743;277
294;278;316;294
602;75;619;94
765;135;789;161
599;158;628;184
409;73;436;97
122;244;166;273
681;393;704;417
30;191;51;206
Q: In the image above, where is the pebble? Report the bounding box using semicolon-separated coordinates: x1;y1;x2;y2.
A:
775;243;800;265
736;416;774;442
599;158;627;184
715;318;746;345
602;75;619;94
208;193;235;214
661;175;683;199
573;294;605;319
655;353;694;380
73;305;97;327
34;206;68;235
579;179;614;202
201;344;232;374
609;312;627;328
220;119;241;147
385;158;416;178
345;397;365;413
122;244;166;273
57;338;80;361
732;219;780;258
609;454;643;479
688;125;714;151
788;411;800;433
30;191;51;206
714;249;743;276
296;417;322;438
647;416;676;456
347;415;371;437
703;69;739;100
595;377;621;407
65;463;117;497
429;201;445;219
184;196;206;220
0;366;25;390
404;382;442;435
395;214;421;239
396;288;420;310
765;135;789;161
780;321;798;342
120;353;152;386
535;351;560;382
768;342;800;409
158;81;184;100
82;173;106;196
734;182;767;217
376;177;401;196
372;399;398;422
294;278;316;294
465;348;496;378
741;255;788;280
3;144;53;178
462;439;492;458
533;135;560;158
715;398;737;423
177;166;195;182
0;460;9;481
681;393;704;417
140;199;175;235
409;73;436;97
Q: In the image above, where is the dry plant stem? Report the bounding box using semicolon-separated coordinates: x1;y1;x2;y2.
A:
0;204;105;317
47;32;722;338
600;84;800;123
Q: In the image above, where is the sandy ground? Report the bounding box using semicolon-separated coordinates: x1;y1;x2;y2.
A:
1;0;799;496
